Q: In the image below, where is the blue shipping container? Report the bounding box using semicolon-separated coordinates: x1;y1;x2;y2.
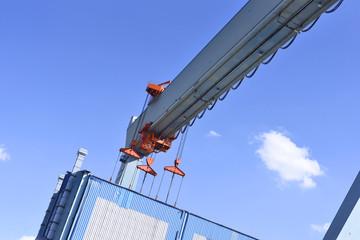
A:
37;171;257;240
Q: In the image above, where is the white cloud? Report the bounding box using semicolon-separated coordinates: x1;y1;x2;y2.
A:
206;130;221;137
0;145;10;162
311;222;330;233
19;236;35;240
256;131;323;189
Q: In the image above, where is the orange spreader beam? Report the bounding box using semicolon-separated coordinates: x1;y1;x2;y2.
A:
120;140;141;159
164;158;185;177
137;157;157;177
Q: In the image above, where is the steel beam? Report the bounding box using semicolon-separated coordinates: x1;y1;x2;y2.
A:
125;0;340;147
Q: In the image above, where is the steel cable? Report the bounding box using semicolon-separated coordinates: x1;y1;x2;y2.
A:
173;130;181;140
231;77;245;90
176;131;186;159
155;170;165;200
197;108;207;119
180;123;189;134
219;89;230;101
174;177;184;207
302;16;320;32
148;176;156;197
246;66;259;78
325;0;344;13
189;117;197;126
110;151;121;182
262;51;278;65
178;127;189;160
207;99;218;110
280;34;298;49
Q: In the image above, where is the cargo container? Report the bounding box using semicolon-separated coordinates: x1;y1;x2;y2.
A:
37;171;257;240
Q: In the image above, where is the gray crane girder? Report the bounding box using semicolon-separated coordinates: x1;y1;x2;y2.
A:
125;0;339;148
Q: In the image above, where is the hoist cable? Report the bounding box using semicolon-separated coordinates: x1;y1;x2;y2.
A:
110;151;121;182
181;123;189;134
231;77;245;90
219;89;230;101
176;126;189;159
207;99;218;110
197;108;207;119
325;0;343;13
156;170;166;200
178;126;189;160
165;173;175;204
175;131;186;159
262;51;278;65
302;16;320;32
280;34;297;50
148;176;155;197
173;130;181;140
246;66;259;78
119;162;128;186
166;128;188;204
189;117;197;127
140;172;147;193
174;177;184;207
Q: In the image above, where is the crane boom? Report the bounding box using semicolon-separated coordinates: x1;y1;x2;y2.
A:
116;0;340;188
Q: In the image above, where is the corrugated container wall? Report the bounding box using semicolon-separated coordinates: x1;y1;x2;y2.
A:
37;171;257;240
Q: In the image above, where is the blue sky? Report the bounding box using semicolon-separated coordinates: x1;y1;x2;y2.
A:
0;0;359;240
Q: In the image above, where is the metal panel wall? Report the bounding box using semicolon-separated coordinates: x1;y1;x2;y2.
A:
83;198;169;240
181;214;257;240
67;176;185;240
63;175;257;240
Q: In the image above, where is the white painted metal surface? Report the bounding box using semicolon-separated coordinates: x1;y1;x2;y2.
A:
72;148;88;173
83;197;168;240
193;233;208;240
